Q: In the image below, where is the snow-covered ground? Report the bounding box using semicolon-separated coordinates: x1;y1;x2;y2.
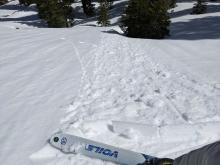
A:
0;1;220;165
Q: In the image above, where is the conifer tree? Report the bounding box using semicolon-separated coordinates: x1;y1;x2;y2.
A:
37;0;74;28
107;0;114;9
169;0;176;8
121;0;170;39
36;0;49;19
63;0;75;27
192;0;207;14
98;0;110;26
82;0;94;16
19;0;35;6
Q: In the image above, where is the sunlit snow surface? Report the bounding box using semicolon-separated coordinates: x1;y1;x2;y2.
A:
0;1;220;165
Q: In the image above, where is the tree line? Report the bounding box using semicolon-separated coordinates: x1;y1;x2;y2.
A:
17;0;218;38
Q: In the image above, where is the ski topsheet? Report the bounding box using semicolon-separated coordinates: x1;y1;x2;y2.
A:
49;133;158;165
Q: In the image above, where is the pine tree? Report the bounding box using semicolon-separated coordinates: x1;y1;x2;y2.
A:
192;0;207;14
82;0;94;16
107;0;114;9
63;0;75;27
19;0;35;6
98;0;110;26
36;0;49;19
121;0;170;39
169;0;176;8
37;0;74;28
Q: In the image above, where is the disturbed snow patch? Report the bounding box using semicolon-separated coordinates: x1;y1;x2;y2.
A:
51;33;220;164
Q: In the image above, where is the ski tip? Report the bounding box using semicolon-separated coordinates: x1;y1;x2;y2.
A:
49;133;66;150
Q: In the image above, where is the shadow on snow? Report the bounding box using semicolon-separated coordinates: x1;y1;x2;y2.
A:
171;4;220;19
170;16;220;40
0;3;46;27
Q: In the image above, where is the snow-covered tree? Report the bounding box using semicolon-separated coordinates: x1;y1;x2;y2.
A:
121;0;170;39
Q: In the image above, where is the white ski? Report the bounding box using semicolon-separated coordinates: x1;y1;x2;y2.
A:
49;132;159;165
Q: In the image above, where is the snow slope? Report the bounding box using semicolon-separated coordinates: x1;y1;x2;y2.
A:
43;31;220;164
0;1;220;165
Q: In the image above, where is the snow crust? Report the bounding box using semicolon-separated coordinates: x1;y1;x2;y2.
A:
0;1;220;165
